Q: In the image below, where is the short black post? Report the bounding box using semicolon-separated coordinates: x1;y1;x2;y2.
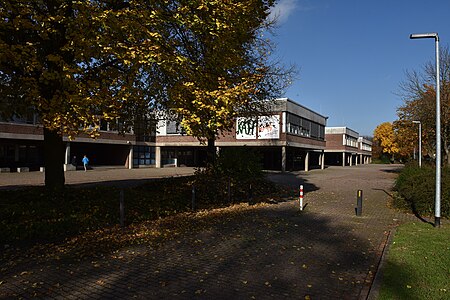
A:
356;190;363;216
119;189;125;228
191;185;196;211
249;184;253;204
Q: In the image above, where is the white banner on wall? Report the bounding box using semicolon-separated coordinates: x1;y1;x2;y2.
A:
258;115;280;139
236;117;257;139
236;115;280;140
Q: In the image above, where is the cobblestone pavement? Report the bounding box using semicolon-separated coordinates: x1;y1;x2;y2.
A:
1;164;418;299
0;167;196;190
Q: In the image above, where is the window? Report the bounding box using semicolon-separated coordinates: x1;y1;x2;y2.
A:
166;120;185;135
286;112;324;140
132;146;155;166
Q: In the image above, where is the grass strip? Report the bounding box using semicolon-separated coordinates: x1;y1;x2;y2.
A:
377;222;450;300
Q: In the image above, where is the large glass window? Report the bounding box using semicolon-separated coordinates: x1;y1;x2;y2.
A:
286;113;324;140
132;146;155;166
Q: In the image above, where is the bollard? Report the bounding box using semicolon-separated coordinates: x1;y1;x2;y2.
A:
119;189;125;228
299;185;304;211
356;190;363;216
192;185;196;211
249;184;253;204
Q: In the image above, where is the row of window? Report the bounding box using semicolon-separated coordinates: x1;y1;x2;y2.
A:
286;113;325;140
345;136;358;147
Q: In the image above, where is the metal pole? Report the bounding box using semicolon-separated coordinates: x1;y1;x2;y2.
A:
299;185;304;211
435;36;441;227
418;122;422;168
356;190;363;216
410;32;441;227
413;121;422;168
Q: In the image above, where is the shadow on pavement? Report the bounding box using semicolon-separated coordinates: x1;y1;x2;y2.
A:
2;202;382;299
267;172;320;195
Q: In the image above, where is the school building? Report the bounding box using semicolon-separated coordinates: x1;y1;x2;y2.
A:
0;98;371;172
324;127;372;166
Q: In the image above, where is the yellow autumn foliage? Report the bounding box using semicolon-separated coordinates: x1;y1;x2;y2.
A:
373;122;400;156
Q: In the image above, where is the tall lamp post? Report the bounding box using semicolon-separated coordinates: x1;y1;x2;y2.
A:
412;120;422;168
410;32;441;227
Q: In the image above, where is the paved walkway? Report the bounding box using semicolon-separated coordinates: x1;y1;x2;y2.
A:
0;167;196;190
0;164;418;299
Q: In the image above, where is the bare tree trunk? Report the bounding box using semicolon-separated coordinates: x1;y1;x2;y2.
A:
44;127;65;190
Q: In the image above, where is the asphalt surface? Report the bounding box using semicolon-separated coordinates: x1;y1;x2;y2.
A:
0;164;419;299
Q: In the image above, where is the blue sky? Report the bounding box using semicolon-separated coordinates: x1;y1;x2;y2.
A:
268;0;450;136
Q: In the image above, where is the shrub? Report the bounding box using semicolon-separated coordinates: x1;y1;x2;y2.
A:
192;147;267;207
394;164;449;218
215;147;263;181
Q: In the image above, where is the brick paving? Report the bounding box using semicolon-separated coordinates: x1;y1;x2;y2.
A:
0;164;419;299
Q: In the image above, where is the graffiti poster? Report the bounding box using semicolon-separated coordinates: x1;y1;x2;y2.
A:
236;117;257;139
258;115;280;139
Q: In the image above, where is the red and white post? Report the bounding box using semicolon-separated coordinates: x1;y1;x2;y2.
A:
299;185;304;211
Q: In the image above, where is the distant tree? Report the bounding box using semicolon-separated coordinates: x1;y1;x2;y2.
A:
373;122;399;162
393;119;417;160
397;46;450;165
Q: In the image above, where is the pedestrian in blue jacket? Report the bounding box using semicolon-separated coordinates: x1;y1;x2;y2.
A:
82;155;89;172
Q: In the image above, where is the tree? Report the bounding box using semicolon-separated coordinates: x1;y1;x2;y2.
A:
397;46;450;165
0;1;165;189
1;0;293;191
151;0;293;165
373;122;399;162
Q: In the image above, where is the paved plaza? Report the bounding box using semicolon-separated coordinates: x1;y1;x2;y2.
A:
0;164;419;299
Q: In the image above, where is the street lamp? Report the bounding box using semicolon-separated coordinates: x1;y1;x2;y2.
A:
412;120;422;168
410;32;441;227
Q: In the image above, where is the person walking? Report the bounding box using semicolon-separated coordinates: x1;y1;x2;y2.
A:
82;155;89;172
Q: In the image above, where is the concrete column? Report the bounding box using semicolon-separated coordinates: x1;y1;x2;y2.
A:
321;151;325;170
342;152;346;167
128;145;133;169
281;146;286;172
155;146;161;168
65;142;70;164
63;142;76;171
305;151;309;172
349;154;353;166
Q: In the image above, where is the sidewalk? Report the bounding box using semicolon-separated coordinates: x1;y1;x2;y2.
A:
0;165;417;299
0;167;196;190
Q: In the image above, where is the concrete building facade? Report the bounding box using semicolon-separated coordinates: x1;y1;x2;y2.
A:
0;99;372;172
324;127;372;166
155;98;328;171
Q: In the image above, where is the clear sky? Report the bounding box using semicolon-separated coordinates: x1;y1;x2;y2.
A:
268;0;450;136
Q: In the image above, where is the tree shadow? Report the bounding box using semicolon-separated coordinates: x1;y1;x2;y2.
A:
372;188;434;226
371;260;421;300
380;167;404;174
266;171;320;195
1;202;398;299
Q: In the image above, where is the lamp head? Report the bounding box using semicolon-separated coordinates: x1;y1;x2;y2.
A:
410;33;439;40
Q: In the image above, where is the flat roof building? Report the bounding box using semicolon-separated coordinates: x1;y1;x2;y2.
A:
325;127;372;166
1;98;373;173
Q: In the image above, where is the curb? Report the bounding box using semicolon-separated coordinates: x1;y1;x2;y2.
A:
365;226;397;300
